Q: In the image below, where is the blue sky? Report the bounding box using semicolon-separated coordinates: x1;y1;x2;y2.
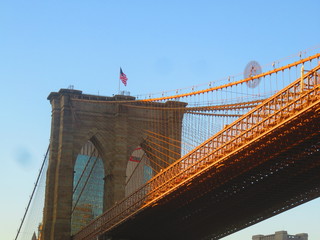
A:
0;1;319;239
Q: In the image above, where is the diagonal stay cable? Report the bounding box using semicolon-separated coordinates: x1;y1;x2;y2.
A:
72;153;100;214
14;144;50;240
73;148;97;194
142;146;167;170
125;152;155;185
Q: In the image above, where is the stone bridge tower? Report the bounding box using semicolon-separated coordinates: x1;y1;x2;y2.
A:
41;89;186;240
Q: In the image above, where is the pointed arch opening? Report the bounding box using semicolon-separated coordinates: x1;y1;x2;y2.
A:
125;146;154;197
71;141;105;235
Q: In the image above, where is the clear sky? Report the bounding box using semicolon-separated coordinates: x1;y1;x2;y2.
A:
0;1;319;239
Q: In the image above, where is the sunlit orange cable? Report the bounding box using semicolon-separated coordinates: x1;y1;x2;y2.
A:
145;131;183;151
142;147;168;170
146;64;320;180
136;46;320;99
73;54;320;240
186;99;264;111
186;112;242;117
144;137;181;158
139;53;320;102
143;142;175;166
146;130;198;153
145;130;182;144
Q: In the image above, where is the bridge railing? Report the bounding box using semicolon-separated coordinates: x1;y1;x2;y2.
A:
73;64;320;240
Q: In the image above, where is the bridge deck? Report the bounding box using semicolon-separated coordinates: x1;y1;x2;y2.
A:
105;104;320;240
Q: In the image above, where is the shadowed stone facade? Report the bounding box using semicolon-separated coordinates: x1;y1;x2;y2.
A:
41;89;186;240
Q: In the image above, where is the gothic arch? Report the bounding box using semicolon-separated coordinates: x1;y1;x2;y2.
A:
71;141;104;235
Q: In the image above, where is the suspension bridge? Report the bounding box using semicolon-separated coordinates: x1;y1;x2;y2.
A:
15;52;320;240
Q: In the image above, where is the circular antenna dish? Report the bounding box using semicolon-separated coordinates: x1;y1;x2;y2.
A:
244;60;262;88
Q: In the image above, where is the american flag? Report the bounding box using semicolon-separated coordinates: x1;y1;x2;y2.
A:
120;67;128;86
